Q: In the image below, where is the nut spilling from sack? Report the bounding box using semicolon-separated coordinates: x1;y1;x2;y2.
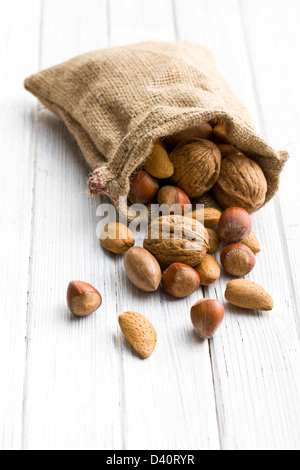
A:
96;202;273;356
24;42;282;359
24;41;288;215
125;125;269;214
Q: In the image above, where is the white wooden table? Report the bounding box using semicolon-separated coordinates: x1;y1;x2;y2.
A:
1;0;300;450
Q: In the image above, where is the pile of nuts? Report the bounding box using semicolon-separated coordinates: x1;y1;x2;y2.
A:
66;123;273;360
128;122;268;214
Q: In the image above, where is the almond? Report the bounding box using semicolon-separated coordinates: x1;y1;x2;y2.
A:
242;230;261;254
216;143;242;158
124;247;162;292
143;143;174;179
207;228;220;254
119;311;157;359
225;279;274;311
194;254;221;286
100;222;135;254
185;207;222;229
213;122;229;143
164;123;213;148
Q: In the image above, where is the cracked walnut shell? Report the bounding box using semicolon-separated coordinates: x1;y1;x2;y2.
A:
169;139;221;198
212;154;268;213
143;215;209;268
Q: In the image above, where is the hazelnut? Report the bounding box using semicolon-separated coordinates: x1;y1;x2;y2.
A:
218;207;252;245
124;247;162;292
100;222;135;254
143;214;209;268
165;123;213;148
220;243;256;276
67;281;102;317
207;228;220;254
169;139;221;198
191;298;224;339
162;263;200;298
128;170;159;204
143;143;174;179
157;186;192;215
212;154;268;213
194;254;221;286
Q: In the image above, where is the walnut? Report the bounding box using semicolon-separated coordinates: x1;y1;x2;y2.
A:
212;154;268;213
143;214;209;268
169;139;221;198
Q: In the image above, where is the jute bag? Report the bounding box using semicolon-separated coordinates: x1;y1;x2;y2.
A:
24;41;288;218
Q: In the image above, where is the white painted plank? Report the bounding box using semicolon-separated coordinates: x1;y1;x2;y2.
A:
22;0;121;450
174;0;300;449
239;0;300;325
0;0;41;450
174;0;260;125
6;0;298;451
109;0;220;450
109;0;176;46
115;261;220;450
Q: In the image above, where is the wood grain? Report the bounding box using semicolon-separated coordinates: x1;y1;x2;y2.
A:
110;0;220;451
22;0;121;450
174;0;300;450
109;0;176;46
239;0;300;327
0;0;300;451
0;0;41;450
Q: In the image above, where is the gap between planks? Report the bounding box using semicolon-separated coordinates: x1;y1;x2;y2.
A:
238;0;300;341
21;0;45;450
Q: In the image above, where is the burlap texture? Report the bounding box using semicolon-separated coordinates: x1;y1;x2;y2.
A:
24;41;288;218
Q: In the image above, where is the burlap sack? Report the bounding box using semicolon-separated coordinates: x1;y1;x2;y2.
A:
24;41;288;218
